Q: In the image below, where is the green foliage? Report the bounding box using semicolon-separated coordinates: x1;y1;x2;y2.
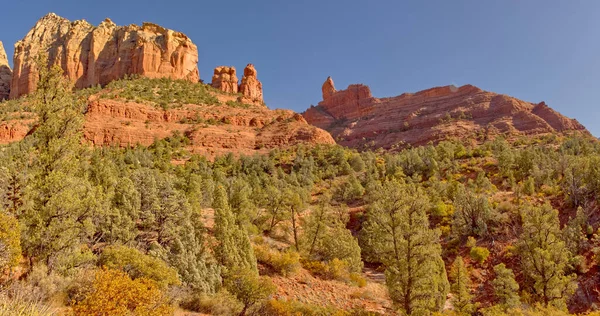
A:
101;76;220;109
449;256;474;315
0;210;21;271
213;185;257;274
452;184;491;238
492;263;520;309
469;246;490;265
224;267;276;315
254;245;301;277
98;245;180;287
518;204;577;309
363;181;448;315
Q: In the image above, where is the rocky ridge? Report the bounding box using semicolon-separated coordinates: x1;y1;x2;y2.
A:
0;41;11;100
211;64;264;104
0;83;334;157
9;13;199;99
303;78;589;149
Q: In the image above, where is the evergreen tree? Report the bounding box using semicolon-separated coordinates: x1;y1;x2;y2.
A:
19;56;101;269
449;256;474;315
213;185;257;274
363;181;449;315
492;263;520;309
518;204;577;309
452;184;491;238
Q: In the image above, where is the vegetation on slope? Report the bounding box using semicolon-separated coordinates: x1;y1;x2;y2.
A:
2;64;600;315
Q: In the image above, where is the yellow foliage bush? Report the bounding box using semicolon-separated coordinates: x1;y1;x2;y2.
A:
0;211;21;271
72;268;173;316
254;245;300;277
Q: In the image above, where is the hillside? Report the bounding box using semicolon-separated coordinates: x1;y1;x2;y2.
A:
303;77;589;150
0;76;334;157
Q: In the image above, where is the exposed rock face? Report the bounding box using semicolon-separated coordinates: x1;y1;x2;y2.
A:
322;76;336;100
303;77;589;149
239;64;263;103
211;66;238;93
0;88;334;158
10;13;199;99
0;41;11;100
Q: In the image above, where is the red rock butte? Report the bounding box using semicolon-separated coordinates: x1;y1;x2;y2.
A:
9;13;200;99
303;77;589;149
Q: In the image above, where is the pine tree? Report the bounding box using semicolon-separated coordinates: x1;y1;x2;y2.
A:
363;181;449;315
518;204;577;309
449;256;474;314
492;263;520;309
19;55;100;269
213;185;257;274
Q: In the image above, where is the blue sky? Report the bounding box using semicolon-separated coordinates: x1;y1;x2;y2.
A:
1;1;599;136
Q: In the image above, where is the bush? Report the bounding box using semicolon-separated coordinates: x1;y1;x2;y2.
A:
257;299;344;316
470;246;490;265
225;268;276;314
254;245;300;277
98;245;180;287
72;268;173;316
180;291;242;315
0;211;21;272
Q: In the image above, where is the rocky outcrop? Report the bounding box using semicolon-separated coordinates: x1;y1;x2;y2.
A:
10;13;199;99
211;66;238;93
322;76;336;100
239;64;263;103
0;87;334;158
0;41;11;100
303;77;589;149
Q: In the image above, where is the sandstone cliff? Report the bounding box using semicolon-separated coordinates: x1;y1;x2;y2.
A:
0;41;11;100
0;81;334;158
211;66;238;93
10;13;199;99
239;64;263;103
303;78;589;149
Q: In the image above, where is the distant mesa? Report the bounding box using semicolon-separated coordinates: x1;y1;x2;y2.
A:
303;77;589;149
9;13;200;99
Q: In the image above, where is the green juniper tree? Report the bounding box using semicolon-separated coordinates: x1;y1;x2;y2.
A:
363;181;448;315
213;185;257;274
518;204;577;309
492;263;520;309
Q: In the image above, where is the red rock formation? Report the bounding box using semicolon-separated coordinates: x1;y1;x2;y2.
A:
0;89;334;158
211;66;238;93
10;13;200;99
322;76;336;100
303;77;589;149
239;64;263;103
0;41;11;100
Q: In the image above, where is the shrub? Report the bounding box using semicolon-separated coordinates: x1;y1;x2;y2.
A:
72;268;173;316
0;211;21;272
470;246;491;265
98;245;180;287
257;299;344;316
254;245;300;277
180;291;242;315
225;268;276;315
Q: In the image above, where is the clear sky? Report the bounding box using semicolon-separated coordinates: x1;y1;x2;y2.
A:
1;1;599;136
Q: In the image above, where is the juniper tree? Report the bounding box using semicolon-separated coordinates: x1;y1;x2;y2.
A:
518;204;577;309
450;256;474;315
363;181;449;315
213;185;257;274
492;263;520;309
